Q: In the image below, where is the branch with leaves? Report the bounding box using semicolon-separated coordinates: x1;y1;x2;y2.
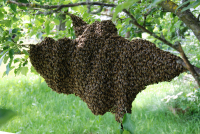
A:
159;0;200;42
6;0;200;86
123;9;200;82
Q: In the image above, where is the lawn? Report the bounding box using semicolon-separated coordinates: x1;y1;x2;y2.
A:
0;68;200;133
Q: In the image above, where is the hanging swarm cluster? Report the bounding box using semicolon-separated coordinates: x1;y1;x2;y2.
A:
29;14;186;122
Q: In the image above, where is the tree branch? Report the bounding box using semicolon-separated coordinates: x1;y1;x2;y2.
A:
123;9;177;50
159;0;200;42
174;42;200;87
123;9;200;80
7;0;116;10
7;0;200;80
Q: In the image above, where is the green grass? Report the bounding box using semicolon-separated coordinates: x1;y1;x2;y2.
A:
0;74;119;134
132;76;200;134
0;72;200;134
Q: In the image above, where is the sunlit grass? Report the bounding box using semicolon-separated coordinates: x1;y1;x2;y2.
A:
0;72;200;134
0;74;119;134
132;75;200;134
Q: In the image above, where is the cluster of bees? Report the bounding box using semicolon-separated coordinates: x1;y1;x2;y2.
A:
29;14;186;122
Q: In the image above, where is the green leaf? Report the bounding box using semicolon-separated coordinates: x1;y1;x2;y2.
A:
19;41;23;44
19;6;27;10
192;1;200;8
22;60;28;66
72;0;78;3
39;18;45;23
175;0;192;13
147;26;154;33
0;51;9;66
160;11;166;19
12;28;20;33
5;20;11;27
148;8;157;15
66;20;71;27
0;11;4;20
182;0;200;12
9;49;14;59
45;20;50;35
0;26;3;32
30;27;39;37
83;12;89;20
2;71;6;77
54;18;60;25
3;46;10;51
113;0;140;20
22;49;30;56
10;4;17;12
155;18;160;25
3;55;9;64
19;0;28;3
31;66;38;75
21;66;28;75
0;108;16;127
13;36;19;42
6;63;10;75
149;0;163;7
36;32;43;39
14;58;20;63
136;32;142;38
122;113;135;134
14;67;21;76
113;5;123;20
125;18;131;25
35;19;42;26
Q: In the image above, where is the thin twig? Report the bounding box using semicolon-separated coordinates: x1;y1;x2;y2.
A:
143;15;146;27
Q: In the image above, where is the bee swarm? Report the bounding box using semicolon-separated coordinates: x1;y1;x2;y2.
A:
29;14;186;122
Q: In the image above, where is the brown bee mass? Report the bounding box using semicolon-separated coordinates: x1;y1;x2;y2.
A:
29;14;186;122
